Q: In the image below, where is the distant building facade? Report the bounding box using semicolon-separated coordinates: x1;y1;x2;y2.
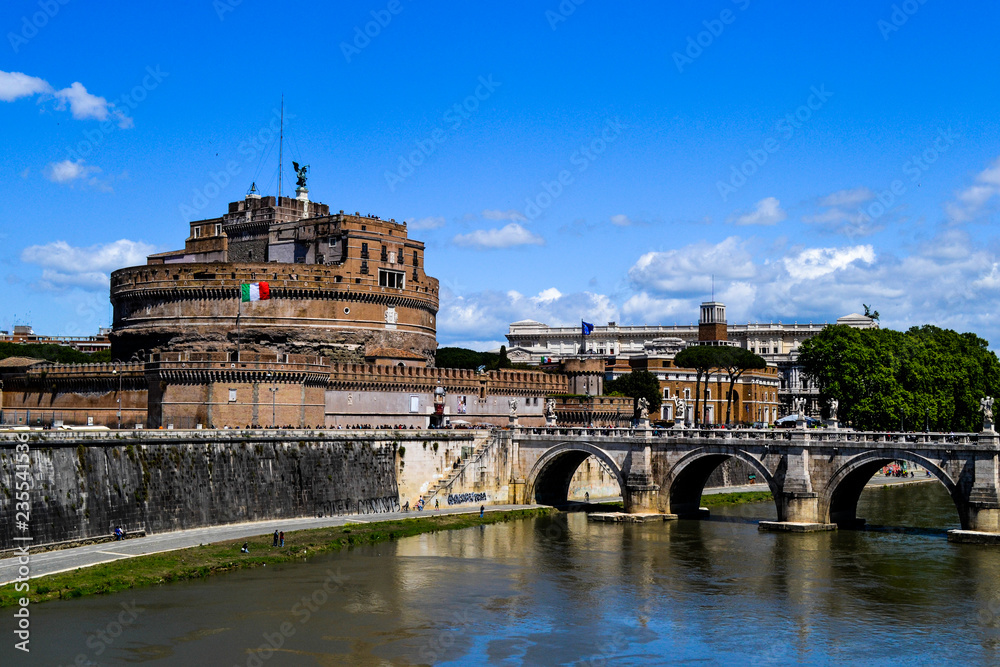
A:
0;325;111;353
506;305;877;421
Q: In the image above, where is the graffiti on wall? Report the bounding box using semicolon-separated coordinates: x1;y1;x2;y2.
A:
447;492;487;506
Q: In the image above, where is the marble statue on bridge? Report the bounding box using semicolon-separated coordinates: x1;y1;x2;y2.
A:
982;396;994;432
544;399;557;425
637;397;650;421
509;398;518;417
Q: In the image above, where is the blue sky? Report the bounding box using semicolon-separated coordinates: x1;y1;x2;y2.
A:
2;1;1000;350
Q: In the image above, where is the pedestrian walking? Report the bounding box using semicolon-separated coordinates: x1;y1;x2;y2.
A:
279;531;284;547
480;505;485;518
273;530;279;547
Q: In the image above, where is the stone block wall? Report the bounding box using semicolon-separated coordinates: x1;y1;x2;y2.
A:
0;431;399;550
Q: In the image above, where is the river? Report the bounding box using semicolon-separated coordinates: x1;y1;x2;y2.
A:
12;481;1000;665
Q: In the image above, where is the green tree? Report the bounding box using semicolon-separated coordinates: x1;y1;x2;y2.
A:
674;345;724;426
497;345;512;369
798;324;1000;431
605;370;662;416
714;346;767;425
0;342;111;364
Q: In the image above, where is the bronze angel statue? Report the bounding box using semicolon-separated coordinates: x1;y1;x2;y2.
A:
292;161;309;188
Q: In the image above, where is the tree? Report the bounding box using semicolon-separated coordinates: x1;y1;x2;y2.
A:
0;342;111;364
714;347;767;425
604;370;662;416
497;345;512;369
674;345;724;426
798;324;1000;431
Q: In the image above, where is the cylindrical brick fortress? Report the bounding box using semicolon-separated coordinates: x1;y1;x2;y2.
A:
110;262;439;362
109;199;439;363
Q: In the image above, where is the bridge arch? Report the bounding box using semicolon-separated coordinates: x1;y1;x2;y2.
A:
665;448;780;518
822;450;965;528
526;441;626;509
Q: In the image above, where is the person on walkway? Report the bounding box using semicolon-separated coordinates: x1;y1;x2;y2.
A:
273;530;279;547
480;505;485;518
435;499;440;510
241;542;249;553
279;531;284;547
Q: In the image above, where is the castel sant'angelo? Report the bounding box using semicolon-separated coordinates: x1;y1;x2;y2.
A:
1;170;609;430
111;180;439;364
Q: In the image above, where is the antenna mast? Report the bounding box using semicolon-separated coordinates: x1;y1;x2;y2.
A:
278;94;284;202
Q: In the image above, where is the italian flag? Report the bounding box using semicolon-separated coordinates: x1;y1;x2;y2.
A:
241;281;270;302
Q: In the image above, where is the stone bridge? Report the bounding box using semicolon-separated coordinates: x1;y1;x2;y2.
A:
507;424;1000;541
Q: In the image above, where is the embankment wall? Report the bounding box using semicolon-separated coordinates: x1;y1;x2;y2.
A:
0;430;408;550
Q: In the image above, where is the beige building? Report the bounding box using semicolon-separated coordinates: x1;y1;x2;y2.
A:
507;303;876;421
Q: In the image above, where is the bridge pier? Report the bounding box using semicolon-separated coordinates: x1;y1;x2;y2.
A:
761;443;836;532
625;440;659;513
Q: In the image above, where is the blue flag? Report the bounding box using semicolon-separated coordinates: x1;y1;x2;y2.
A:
582;321;594;335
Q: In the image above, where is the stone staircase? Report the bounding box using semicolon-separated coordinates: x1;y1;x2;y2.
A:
422;437;495;505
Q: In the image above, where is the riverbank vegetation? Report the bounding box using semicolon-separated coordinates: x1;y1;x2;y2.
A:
700;491;773;507
0;508;552;607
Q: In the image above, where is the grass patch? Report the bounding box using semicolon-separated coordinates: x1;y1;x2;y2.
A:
700;491;773;507
0;508;552;608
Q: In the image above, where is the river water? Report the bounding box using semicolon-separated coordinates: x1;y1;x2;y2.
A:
13;481;1000;666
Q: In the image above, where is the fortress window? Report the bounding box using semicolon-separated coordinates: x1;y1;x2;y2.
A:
360;261;369;275
413;251;418;268
193;227;202;239
380;245;388;261
379;269;404;288
397;250;403;265
214;223;222;236
361;242;369;259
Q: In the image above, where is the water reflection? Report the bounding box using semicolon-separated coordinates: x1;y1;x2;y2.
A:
12;483;1000;665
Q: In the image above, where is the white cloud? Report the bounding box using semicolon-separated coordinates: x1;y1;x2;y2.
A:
628;237;756;295
0;71;51;101
481;209;527;222
531;287;562;304
21;239;156;291
729;196;786;226
45;159;99;183
819;187;875;208
409;216;446;230
452;223;544;249
0;70;132;128
783;245;875;281
946;157;1000;223
437;286;618;344
610;214;632;227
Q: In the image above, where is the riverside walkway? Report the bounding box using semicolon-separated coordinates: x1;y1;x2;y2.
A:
0;504;542;585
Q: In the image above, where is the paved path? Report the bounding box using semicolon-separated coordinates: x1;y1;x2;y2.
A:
0;504;542;585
